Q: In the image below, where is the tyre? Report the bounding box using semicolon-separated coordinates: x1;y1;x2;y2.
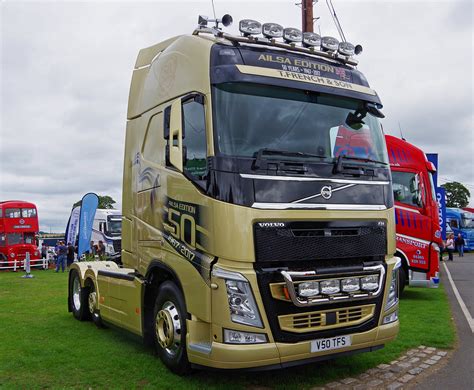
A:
398;267;407;295
87;280;106;328
153;281;191;375
69;270;91;321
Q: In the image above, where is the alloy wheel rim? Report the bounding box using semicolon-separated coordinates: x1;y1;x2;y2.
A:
72;277;81;311
155;301;181;356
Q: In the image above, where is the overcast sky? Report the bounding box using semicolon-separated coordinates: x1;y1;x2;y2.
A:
1;0;473;232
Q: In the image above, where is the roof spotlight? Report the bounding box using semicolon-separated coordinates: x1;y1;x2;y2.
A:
303;32;321;47
262;23;284;38
239;19;262;36
283;27;303;43
321;36;339;52
338;41;355;56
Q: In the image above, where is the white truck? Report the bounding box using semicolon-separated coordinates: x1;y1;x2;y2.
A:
91;209;122;260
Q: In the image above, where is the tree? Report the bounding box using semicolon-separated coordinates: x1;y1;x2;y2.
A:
441;182;470;208
73;195;117;209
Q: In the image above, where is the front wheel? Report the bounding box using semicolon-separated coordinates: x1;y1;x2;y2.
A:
153;281;191;375
69;269;90;321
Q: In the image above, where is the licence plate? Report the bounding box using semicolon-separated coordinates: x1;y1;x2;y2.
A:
311;335;351;353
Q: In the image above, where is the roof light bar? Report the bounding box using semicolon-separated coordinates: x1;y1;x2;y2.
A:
283;27;302;43
262;23;284;38
321;36;339;52
338;41;355;56
302;32;321;47
239;19;262;36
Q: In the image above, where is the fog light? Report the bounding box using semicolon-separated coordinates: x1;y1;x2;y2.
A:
321;36;339;52
320;279;340;295
361;275;379;291
224;329;267;344
298;281;319;297
383;310;398;324
341;278;360;292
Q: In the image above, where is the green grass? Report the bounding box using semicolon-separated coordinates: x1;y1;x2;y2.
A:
0;270;455;389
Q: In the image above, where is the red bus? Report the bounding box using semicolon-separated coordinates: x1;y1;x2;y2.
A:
385;136;441;291
0;200;41;270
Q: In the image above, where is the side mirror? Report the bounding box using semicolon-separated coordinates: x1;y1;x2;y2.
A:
169;99;183;171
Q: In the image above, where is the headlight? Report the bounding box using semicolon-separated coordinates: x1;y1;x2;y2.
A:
341;277;360;292
298;281;319;297
386;267;399;310
223;329;267;344
320;279;340;295
361;275;379;291
213;267;263;328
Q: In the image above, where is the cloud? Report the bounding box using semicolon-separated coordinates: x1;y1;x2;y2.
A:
1;0;473;232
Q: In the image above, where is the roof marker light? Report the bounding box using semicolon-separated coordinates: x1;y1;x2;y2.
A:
321;36;339;52
283;27;302;43
302;32;321;47
239;19;262;36
262;23;283;38
338;41;355;56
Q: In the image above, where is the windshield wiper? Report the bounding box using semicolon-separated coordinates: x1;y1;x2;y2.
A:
253;148;326;170
334;154;387;174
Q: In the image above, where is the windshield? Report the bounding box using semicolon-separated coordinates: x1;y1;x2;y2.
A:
107;219;122;235
461;213;474;228
213;83;388;164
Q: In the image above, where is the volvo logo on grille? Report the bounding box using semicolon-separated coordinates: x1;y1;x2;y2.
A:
321;186;333;200
258;222;286;228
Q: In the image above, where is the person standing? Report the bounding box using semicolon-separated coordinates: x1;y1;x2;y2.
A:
446;233;455;261
55;241;67;272
455;233;465;257
41;242;47;259
96;240;106;259
67;242;75;267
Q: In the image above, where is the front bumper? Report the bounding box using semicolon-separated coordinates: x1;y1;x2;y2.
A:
187;320;399;370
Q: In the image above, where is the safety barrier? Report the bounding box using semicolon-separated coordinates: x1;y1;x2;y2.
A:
0;257;48;271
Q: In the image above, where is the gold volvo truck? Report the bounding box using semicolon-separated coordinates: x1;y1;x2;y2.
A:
68;16;400;374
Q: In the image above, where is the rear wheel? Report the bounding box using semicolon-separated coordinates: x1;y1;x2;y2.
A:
69;270;90;321
153;281;191;375
87;280;105;328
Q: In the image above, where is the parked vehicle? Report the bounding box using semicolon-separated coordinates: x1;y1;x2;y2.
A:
446;208;474;250
91;209;122;259
68;15;400;373
0;200;41;270
386;136;441;291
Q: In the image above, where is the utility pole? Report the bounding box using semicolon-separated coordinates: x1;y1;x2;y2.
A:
301;0;314;33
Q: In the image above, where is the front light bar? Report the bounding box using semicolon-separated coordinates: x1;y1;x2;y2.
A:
281;265;385;307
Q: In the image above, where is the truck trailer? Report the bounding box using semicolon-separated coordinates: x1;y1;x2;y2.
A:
386;135;441;290
68;16;400;373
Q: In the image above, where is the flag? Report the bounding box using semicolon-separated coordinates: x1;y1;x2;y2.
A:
77;193;99;257
65;206;81;246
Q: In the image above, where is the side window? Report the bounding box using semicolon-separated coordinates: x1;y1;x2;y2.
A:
182;97;207;179
6;208;21;218
449;219;458;229
391;171;422;208
0;209;2;218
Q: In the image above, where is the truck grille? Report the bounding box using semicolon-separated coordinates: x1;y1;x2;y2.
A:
255;261;385;343
279;305;375;333
254;220;387;262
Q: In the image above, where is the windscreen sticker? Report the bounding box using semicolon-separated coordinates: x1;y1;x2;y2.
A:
236;65;376;96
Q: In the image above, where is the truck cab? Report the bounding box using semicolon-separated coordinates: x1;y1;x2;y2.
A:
68;17;400;373
385;135;441;289
446;208;474;250
92;209;122;258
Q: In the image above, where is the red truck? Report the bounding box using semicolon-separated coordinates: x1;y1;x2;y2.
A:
385;136;441;291
0;200;41;270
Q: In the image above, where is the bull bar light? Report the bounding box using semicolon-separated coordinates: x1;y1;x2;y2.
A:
338;41;355;56
303;32;321;47
321;36;339;52
239;19;261;36
283;27;302;43
262;22;284;38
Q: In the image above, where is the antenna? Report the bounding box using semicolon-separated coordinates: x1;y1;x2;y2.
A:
326;0;347;42
211;0;217;20
398;122;406;141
